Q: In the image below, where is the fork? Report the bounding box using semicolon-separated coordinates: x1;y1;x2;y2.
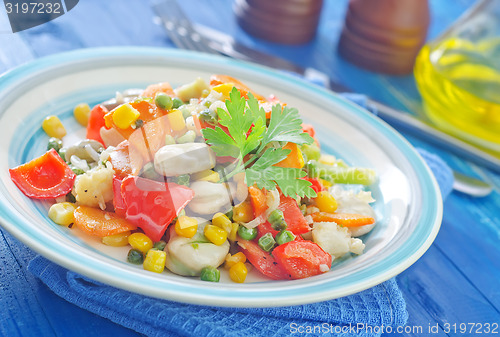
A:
153;0;220;55
152;0;494;197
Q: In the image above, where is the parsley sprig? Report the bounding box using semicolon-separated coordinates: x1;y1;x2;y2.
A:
202;88;316;198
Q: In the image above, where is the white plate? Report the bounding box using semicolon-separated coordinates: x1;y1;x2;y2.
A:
0;47;442;307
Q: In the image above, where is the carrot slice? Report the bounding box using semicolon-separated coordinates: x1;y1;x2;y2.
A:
310;212;375;227
248;186;267;216
108;140;133;178
74;206;137;237
273;142;304;169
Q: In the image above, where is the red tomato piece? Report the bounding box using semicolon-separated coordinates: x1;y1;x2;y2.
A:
272;241;332;279
120;176;195;241
302;177;325;193
301;123;319;147
257;196;310;238
238;239;291;280
86;104;108;145
9;149;76;199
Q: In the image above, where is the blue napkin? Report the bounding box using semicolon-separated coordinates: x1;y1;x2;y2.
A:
27;94;453;337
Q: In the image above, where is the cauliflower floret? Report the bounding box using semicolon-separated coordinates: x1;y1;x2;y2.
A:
73;166;114;210
312;221;365;259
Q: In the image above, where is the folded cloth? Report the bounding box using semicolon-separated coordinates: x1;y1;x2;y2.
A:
28;94;453;337
29;257;407;337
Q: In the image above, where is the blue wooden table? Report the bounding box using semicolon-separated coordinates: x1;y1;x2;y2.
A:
1;0;499;336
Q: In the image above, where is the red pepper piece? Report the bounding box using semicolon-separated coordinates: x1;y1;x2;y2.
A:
238;239;291;280
86;104;108;145
272;241;332;279
9;149;76;199
120;176;194;241
302;177;325;193
257;196;310;239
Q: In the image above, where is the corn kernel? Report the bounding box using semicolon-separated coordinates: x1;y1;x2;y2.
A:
48;202;76;226
229;261;248;283
143;249;167;273
167;109;186;131
315;191;338;213
73;103;91;126
224;252;247;270
175;216;198;238
42;115;67;139
204;224;227;246
319;154;337;166
319;178;332;189
232;201;253;223
212;213;232;233
211;83;234;100
101;231;131;247
191;169;220;183
128;233;153;254
227;223;239;242
112;103;140;129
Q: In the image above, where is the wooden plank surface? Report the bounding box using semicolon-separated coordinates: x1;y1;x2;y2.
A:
1;1;499;336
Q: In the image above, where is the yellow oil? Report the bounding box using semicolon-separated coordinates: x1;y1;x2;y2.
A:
414;37;500;153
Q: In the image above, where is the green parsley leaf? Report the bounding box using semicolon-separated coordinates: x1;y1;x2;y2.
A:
258;104;314;153
202;87;316;198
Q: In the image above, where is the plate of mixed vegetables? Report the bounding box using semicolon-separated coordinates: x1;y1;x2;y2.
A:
0;48;442;307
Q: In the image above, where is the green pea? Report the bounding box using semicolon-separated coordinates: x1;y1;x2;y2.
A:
58;147;67;162
140;162;161;180
198;108;218;126
155;92;173;110
66;192;76;203
177;208;186;217
200;266;220;282
299;204;307;216
180;106;192;119
153;241;167;251
176;130;196;144
268;209;287;231
127;249;144;264
275;230;295;245
172;97;183;109
134;119;144;129
237;225;257;241
47;137;63;152
171;174;190;187
70;165;85;175
165;134;176;145
258;232;276;252
225;209;234;222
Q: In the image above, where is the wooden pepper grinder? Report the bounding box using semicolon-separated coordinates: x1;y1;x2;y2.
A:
234;0;324;45
338;0;430;75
